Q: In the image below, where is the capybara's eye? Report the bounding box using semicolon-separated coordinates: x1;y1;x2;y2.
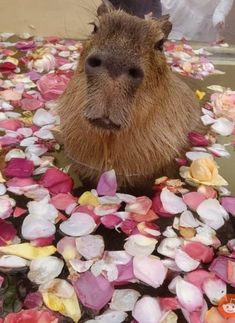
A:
128;67;144;80
154;39;164;51
90;22;98;34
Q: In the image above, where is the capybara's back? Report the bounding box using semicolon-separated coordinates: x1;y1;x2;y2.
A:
59;2;202;189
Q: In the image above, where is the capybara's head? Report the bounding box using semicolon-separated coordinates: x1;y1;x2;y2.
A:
73;2;172;131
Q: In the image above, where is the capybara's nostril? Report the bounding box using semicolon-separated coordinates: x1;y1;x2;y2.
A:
128;67;144;82
85;55;103;74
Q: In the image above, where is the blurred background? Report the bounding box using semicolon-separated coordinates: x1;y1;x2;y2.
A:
0;0;234;43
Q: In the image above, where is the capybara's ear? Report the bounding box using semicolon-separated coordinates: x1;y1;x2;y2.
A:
97;0;115;16
157;15;172;38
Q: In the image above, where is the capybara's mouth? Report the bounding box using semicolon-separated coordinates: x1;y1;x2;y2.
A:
86;117;121;130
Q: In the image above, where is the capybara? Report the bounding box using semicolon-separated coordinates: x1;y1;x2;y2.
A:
59;1;202;189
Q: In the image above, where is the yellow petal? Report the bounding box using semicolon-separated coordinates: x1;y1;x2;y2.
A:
78;191;99;207
42;291;81;322
196;90;206;100
0;243;56;260
0;171;6;183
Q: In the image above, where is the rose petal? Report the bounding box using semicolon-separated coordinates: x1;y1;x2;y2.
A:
0;219;17;245
175;249;200;272
183;242;214;263
185;269;215;289
183;192;206;211
23;292;43;309
0;255;29;268
57;237;79;260
97;170;117;196
76;235;104;260
73;271;114;310
4;158;34;178
157;237;182;258
132;296;162;323
69;259;93;273
221;196;235;216
22;215;56;240
60;212;97;236
197;198;229;230
133;256;167;288
110;289;140;312
124;234;157;257
39;168;74;194
211;117;234;136
28;256;64;284
21;98;44;111
161;189;187;214
203;277;227;305
176;278;204;312
32;108;56;126
0;243;56;260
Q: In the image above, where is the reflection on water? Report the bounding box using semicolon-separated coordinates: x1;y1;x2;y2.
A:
180;63;235;194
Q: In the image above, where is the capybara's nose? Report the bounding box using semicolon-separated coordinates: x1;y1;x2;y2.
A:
85;52;144;83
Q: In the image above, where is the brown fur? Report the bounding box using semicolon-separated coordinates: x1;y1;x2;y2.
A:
59;8;202;189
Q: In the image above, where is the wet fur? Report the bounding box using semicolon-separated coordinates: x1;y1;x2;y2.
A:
59;11;202;188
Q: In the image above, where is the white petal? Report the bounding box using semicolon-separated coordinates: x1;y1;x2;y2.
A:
69;259;93;273
91;259;118;282
175;249;200;272
176;278;203;312
157;238;182;258
0;184;7;195
211;117;234;136
161;189;187;214
186;151;213;161
207;144;230;158
107;251;132;265
179;210;199;228
162;259;181;272
33;108;56;127
132;296;162;323
60;212;97;236
203;277;227;305
197;198;228;230
0;255;29;268
5;149;25;161
110;289;141;312
116;193;136;204
87;310;128;323
124;234;157;257
28;256;64;284
22;215;56;240
28;199;58;221
201;115;216;126
162;226;178;238
76;235;104;260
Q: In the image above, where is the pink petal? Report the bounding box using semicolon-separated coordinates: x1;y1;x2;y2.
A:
159;297;179;311
114;260;134;285
221;196;235;216
197;185;217;199
175;249;200;272
21;98;44;111
39;168;74;194
0;199;13;220
50;193;76;211
182;242;214;263
69;259;93;273
23;292;43;309
152;193;172;218
13;207;27;218
73;271;114;310
188;131;209;147
185;269;214;289
125;196;152;215
0;219;17;245
183;192;206;211
132;296;162;323
0;119;23;131
0;89;22;101
120;220;137;235
211;117;234;136
228;259;235;286
16;40;36;50
209;256;235;286
30;236;55;247
101;215;122;229
133;256;167;288
0;136;19;147
0;275;4;288
37;72;71;101
176;278;204;312
7;177;36;188
4;158;34;178
76;235;104;260
160;189;187;214
94;204;120;216
97;170;117;196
